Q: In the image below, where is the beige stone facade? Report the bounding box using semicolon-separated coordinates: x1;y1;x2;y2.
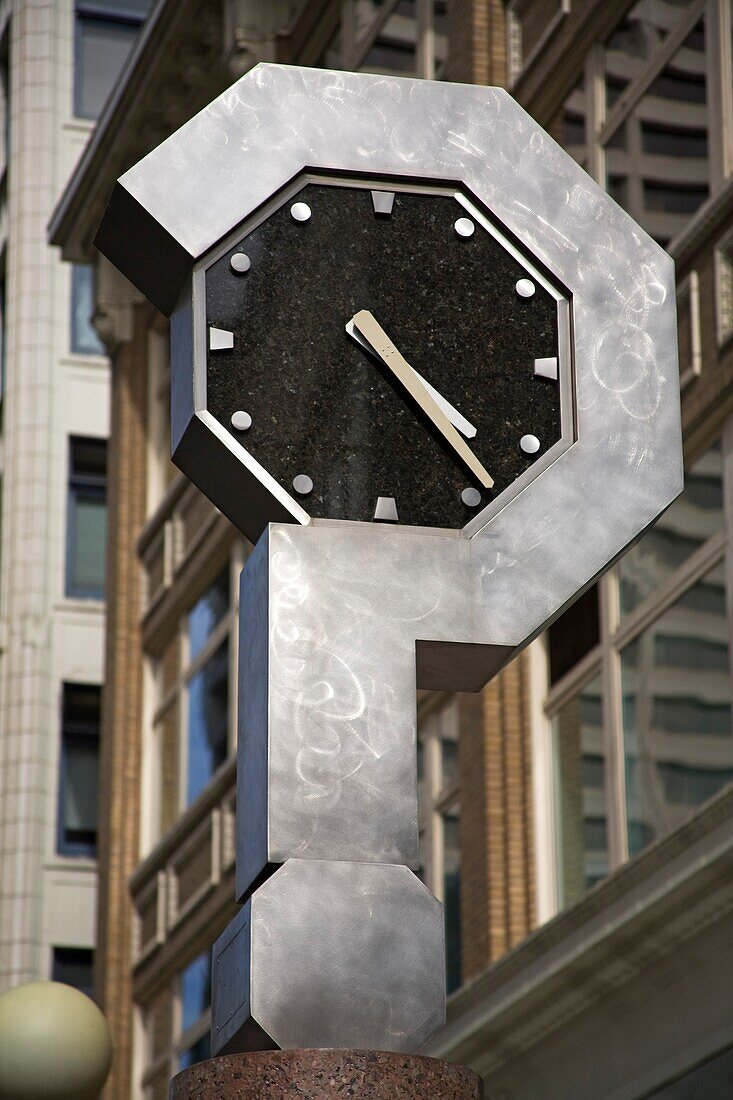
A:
51;1;733;1096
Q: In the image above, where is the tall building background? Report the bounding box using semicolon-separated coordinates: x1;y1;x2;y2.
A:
38;0;733;1097
0;0;149;995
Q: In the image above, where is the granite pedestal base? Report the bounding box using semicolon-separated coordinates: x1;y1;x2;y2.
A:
169;1050;483;1098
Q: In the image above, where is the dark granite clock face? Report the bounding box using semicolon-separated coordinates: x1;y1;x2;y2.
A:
204;179;566;530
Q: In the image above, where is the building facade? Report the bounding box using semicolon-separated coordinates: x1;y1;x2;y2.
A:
50;1;733;1097
0;0;149;996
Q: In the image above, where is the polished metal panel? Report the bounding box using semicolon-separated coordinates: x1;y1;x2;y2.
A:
292;474;313;495
371;190;395;215
454;217;475;237
230;252;251;273
214;860;445;1053
236;520;522;900
209;327;234;350
461;487;482;508
374;496;399;522
520;434;540;454
534;356;558;381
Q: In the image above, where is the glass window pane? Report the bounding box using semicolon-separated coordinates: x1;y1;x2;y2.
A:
553;674;609;907
186;640;229;805
63;741;99;832
560;77;586;166
180;953;211;1033
75;16;139;119
179;1032;210;1070
443;807;461;993
188;569;229;661
52;946;94;999
438;702;459;790
360;2;417;76
604;17;709;243
70;493;107;594
71;264;104;355
622;563;733;856
618;442;722;615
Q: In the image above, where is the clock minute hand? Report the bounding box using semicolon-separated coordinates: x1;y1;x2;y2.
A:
351;309;494;490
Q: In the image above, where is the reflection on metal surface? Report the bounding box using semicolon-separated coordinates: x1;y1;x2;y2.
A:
374;496;399;523
230;252;251;273
534;356;559;381
352;309;494;488
231;411;252;431
461;487;481;508
212;860;445;1054
290;201;311;222
345;317;478;439
292;474;313;495
209;327;234;350
371;190;395;215
454;216;475;237
516;278;536;298
520;434;541;454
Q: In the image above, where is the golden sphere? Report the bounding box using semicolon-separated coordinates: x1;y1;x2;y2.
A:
0;981;112;1100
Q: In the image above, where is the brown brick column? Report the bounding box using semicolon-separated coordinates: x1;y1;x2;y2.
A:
458;653;536;981
446;0;507;86
94;277;151;1100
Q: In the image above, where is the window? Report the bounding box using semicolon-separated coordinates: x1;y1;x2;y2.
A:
57;683;101;857
148;559;237;840
552;674;609;906
176;953;211;1070
71;264;104;355
546;434;733;908
323;0;447;79
715;225;733;347
52;946;94;998
418;696;461;992
66;437;107;599
74;1;150;120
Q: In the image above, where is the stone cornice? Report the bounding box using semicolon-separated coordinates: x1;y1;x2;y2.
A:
48;0;226;261
425;784;733;1074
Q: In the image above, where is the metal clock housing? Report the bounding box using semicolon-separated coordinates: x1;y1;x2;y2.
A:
95;63;682;642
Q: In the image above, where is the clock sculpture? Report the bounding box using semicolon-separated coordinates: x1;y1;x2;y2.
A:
96;65;682;1060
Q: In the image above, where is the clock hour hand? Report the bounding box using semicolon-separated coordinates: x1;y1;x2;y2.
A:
345;319;477;440
350;310;494;490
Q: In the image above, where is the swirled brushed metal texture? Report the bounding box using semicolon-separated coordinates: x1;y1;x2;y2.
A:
96;63;681;553
212;860;445;1054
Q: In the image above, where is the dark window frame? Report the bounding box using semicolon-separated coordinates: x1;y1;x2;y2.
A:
57;682;101;858
65;436;107;600
73;2;149;120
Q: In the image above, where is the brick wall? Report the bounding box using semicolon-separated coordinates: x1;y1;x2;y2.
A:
96;302;151;1100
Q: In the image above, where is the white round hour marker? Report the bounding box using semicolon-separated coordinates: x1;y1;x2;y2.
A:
520;434;541;454
454;217;475;238
291;202;312;223
292;474;313;495
230;252;251;273
461;487;482;508
516;278;536;298
231;410;252;431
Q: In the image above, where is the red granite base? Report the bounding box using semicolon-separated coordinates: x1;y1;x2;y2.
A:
169;1050;483;1098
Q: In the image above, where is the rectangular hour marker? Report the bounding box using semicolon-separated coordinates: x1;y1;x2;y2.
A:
210;326;234;350
534;356;558;381
371;190;395;216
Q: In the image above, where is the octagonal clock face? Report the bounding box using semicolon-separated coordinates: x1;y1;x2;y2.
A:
200;175;573;532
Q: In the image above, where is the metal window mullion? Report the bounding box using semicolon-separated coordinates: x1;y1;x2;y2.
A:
350;0;400;70
417;0;434;80
720;415;733;692
599;0;708;148
601;570;629;868
706;0;733;189
544;644;604;716
586;43;606;186
527;636;559;923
